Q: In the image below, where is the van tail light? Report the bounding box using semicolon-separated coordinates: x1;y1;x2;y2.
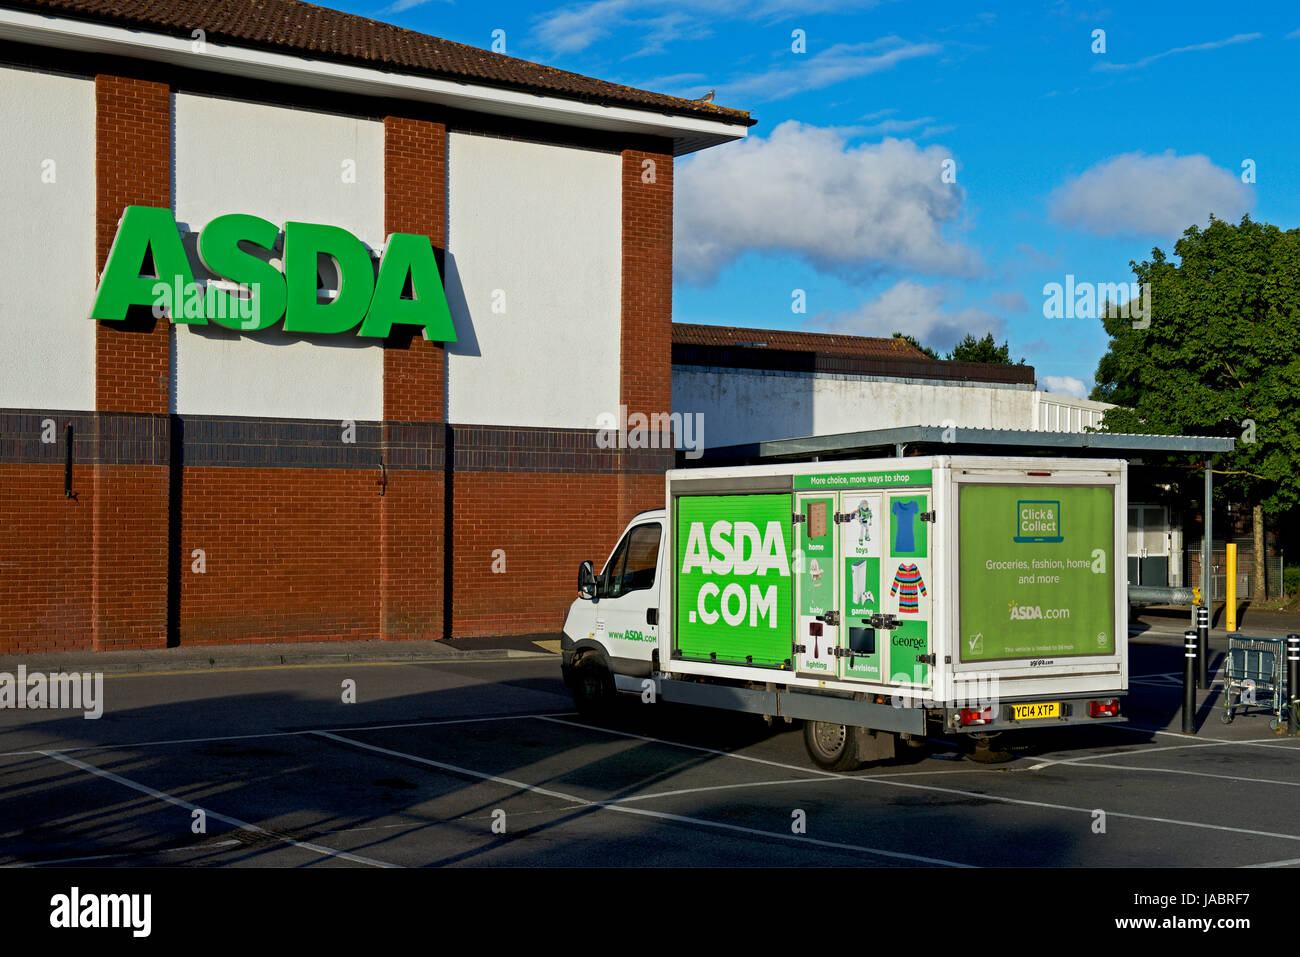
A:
959;706;994;726
1089;699;1120;718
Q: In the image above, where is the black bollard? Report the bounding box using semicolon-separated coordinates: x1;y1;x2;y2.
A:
1288;634;1299;736
1183;630;1197;735
1196;605;1210;689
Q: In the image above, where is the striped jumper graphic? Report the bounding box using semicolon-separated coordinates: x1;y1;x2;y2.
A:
890;563;928;613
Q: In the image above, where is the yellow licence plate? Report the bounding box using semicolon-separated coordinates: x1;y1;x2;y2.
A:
1011;702;1059;721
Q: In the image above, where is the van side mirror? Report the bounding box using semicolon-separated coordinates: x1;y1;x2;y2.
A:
578;561;598;600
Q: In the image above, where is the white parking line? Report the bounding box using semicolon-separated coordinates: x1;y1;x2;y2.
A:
1243;857;1300;868
1054;762;1300;788
312;730;972;868
39;750;397;869
0;711;580;759
612;766;1011;803
6;840;243;867
1027;739;1278;769
612;778;831;803
538;717;1300;846
1109;723;1300;749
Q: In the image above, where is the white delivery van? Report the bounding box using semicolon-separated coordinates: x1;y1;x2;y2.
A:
561;455;1128;770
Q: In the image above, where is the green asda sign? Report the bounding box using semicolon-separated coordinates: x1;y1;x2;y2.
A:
959;484;1114;662
90;206;457;340
675;493;793;667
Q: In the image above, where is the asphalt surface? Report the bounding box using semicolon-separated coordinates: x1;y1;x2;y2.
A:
0;619;1297;868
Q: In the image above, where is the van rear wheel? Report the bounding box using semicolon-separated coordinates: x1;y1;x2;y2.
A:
803;720;861;772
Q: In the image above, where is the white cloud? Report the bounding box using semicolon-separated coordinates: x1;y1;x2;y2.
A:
1041;375;1089;398
724;38;940;101
1094;32;1261;72
675;121;979;284
532;0;637;55
1048;151;1253;238
531;0;885;56
814;280;1004;353
382;0;453;13
858;115;935;136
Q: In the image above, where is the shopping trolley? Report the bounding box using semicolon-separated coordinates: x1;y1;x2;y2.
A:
1220;635;1289;729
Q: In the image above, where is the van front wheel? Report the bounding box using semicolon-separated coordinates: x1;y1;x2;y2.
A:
572;653;616;720
803;720;861;772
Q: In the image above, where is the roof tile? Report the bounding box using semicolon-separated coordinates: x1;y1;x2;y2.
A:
7;0;753;125
672;323;928;360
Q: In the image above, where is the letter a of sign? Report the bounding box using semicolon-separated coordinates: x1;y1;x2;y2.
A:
358;233;457;341
91;206;197;321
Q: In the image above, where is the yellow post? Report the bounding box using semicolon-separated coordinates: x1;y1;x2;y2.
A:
1226;543;1237;633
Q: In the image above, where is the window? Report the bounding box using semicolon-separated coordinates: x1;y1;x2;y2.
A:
602;523;661;598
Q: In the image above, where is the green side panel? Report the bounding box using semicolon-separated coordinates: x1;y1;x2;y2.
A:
959;484;1116;662
675;493;793;667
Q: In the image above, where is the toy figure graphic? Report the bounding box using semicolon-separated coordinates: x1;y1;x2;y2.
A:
855;499;872;542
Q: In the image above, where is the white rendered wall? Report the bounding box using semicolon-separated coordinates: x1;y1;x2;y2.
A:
172;93;384;421
445;132;622;428
0;66;95;410
672;368;1040;448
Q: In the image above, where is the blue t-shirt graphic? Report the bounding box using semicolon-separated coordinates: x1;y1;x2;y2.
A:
891;499;920;553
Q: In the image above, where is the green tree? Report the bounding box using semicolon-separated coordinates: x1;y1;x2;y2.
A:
1091;214;1300;604
947;332;1026;365
892;331;939;359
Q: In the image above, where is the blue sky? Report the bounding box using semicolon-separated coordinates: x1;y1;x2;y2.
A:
328;0;1300;397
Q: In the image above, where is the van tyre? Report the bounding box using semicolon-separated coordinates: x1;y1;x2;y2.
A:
803;720;862;772
572;653;616;720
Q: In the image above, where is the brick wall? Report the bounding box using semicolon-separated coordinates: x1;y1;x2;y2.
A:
94;74;171;414
92;73;172;651
619;148;674;524
178;468;382;644
448;470;624;636
0;464;93;653
381;113;447;639
620;148;673;419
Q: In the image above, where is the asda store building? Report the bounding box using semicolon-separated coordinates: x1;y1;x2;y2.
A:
0;0;751;652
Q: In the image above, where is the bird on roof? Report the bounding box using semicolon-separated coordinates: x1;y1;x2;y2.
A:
695;90;715;102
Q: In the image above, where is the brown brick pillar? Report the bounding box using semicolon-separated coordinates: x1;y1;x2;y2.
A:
92;75;172;650
380;115;447;640
619;147;675;524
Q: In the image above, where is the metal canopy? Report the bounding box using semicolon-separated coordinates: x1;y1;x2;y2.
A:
698;425;1236;463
